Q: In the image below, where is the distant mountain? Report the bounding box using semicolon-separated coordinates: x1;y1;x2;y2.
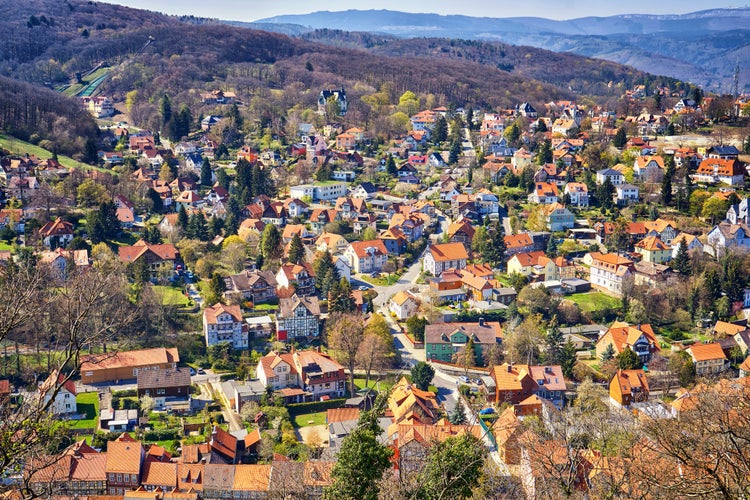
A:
254;8;750;91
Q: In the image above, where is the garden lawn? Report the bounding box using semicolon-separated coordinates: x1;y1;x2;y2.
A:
152;286;191;307
566;292;621;313
292;411;327;428
70;392;99;430
354;377;394;393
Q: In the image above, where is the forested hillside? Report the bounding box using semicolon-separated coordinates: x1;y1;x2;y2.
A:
0;75;98;158
0;0;688;137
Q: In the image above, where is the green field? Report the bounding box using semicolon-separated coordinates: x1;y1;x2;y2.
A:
0;134;114;174
354;377;394;393
152;285;191;307
566;292;621;313
61;68;110;97
70;392;99;430
292;411;327;428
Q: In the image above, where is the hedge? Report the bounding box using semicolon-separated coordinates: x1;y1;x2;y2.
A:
286;398;347;417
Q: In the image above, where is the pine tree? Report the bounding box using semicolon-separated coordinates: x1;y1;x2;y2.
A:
601;343;616;361
433;115;448;143
188;212;208;241
200;157;213;186
449;399;467;425
546;235;558;257
545;317;564;365
386;155;397;176
260;224;281;260
287;233;304;265
177;205;189;232
613;127;627;148
329;278;355;313
560;339;577;378
160;94;172;126
672;239;691;275
449;138;461;164
662;157;675;206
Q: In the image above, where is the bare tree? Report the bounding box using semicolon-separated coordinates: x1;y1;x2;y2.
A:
326;313;365;395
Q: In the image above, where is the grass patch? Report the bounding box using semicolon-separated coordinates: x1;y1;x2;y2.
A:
0;134;115;175
566;292;621;313
292;411;327;428
354;377;394;393
252;303;278;311
360;273;401;287
0;242;13;251
152;285;191;307
70;392;99;430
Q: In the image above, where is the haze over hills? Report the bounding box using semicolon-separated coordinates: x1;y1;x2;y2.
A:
252;8;750;91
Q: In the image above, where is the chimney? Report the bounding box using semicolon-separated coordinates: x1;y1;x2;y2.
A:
507;363;512;373
479;317;485;327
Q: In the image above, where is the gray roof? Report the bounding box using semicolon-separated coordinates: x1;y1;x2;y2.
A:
137;368;191;390
424;321;502;344
278;295;321;318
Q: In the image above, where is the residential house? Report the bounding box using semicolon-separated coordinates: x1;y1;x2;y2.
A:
80;347;179;385
614;184;639;205
39;370;77;415
136;368;191;407
390;291;419;320
589;252;634;296
692;158;745;186
634;236;672;264
507;251;547;277
428;269;468;304
528;182;559;204
391;423;483;479
203;303;246;350
315;232;349;255
318;87;347;115
308;208;339;234
643;218;679;244
352;182;377;200
256;350;346;401
595;322;660;363
542;203;575;231
447;218;476;250
595;168;624;186
389;213;425;242
208;426;239;465
379;228;408;256
27;440;107;497
224;269;278;304
118;240;180;280
141;462;178;492
276;263;316;296
425;319;503;363
388;377;441;425
289;182;348;202
106;434;145;495
201;90;236;104
238;218;266;242
284;198;309;218
491;363;566;408
634;261;675;287
460;272;494;301
423;242;469;276
333;255;352;283
633;155;665;182
609;369;649;407
275;295;321;340
563;182;589;208
344;240;388;274
504;233;535;256
706;222;750;256
687;343;728;376
203;464;236;498
39;217;74;249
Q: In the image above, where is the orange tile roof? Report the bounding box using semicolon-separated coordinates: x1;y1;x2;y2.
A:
348;239;388;259
687;342;727;362
177;463;204;491
428;242;469;262
141;461;177;488
612;369;649;396
509;251;546;268
106;440;143;474
203;303;242;323
504;233;533;249
713;321;746;337
635;235;670;252
599;322;659;355
304;462;334;487
232;464;271;491
326;407;360;424
81;347;179;372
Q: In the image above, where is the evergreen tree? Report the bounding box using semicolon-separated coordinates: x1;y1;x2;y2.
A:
188;212;208;240
723;255;745;304
146;188;163;213
465;107;475;130
313;250;340;296
224;197;241;236
672;239;691;275
448;399;467;425
287;233;304;265
142;226;162;244
177;205;189;232
544;317;564;365
433;115;448;143
546;235;558;257
206;274;226;306
536;119;548;132
418;434;485;500
448;138;461;164
744;135;750;154
200;157;213;186
617;348;640;370
329;278;355;313
560;339;577;378
601;343;616;362
535;139;552;165
386;155;397;176
703;268;723;302
410;361;435;391
159;94;172;126
662;157;675;206
216;168;229;190
260;224;281;260
613;127;627;148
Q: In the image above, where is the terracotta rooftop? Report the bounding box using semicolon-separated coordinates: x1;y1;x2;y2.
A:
81;347;179;372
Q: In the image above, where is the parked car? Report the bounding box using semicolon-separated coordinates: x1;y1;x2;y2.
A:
473;378;483;385
197;368;206;375
189;368;196;376
459;376;470;384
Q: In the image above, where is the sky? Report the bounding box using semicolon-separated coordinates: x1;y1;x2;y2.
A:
96;1;733;21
